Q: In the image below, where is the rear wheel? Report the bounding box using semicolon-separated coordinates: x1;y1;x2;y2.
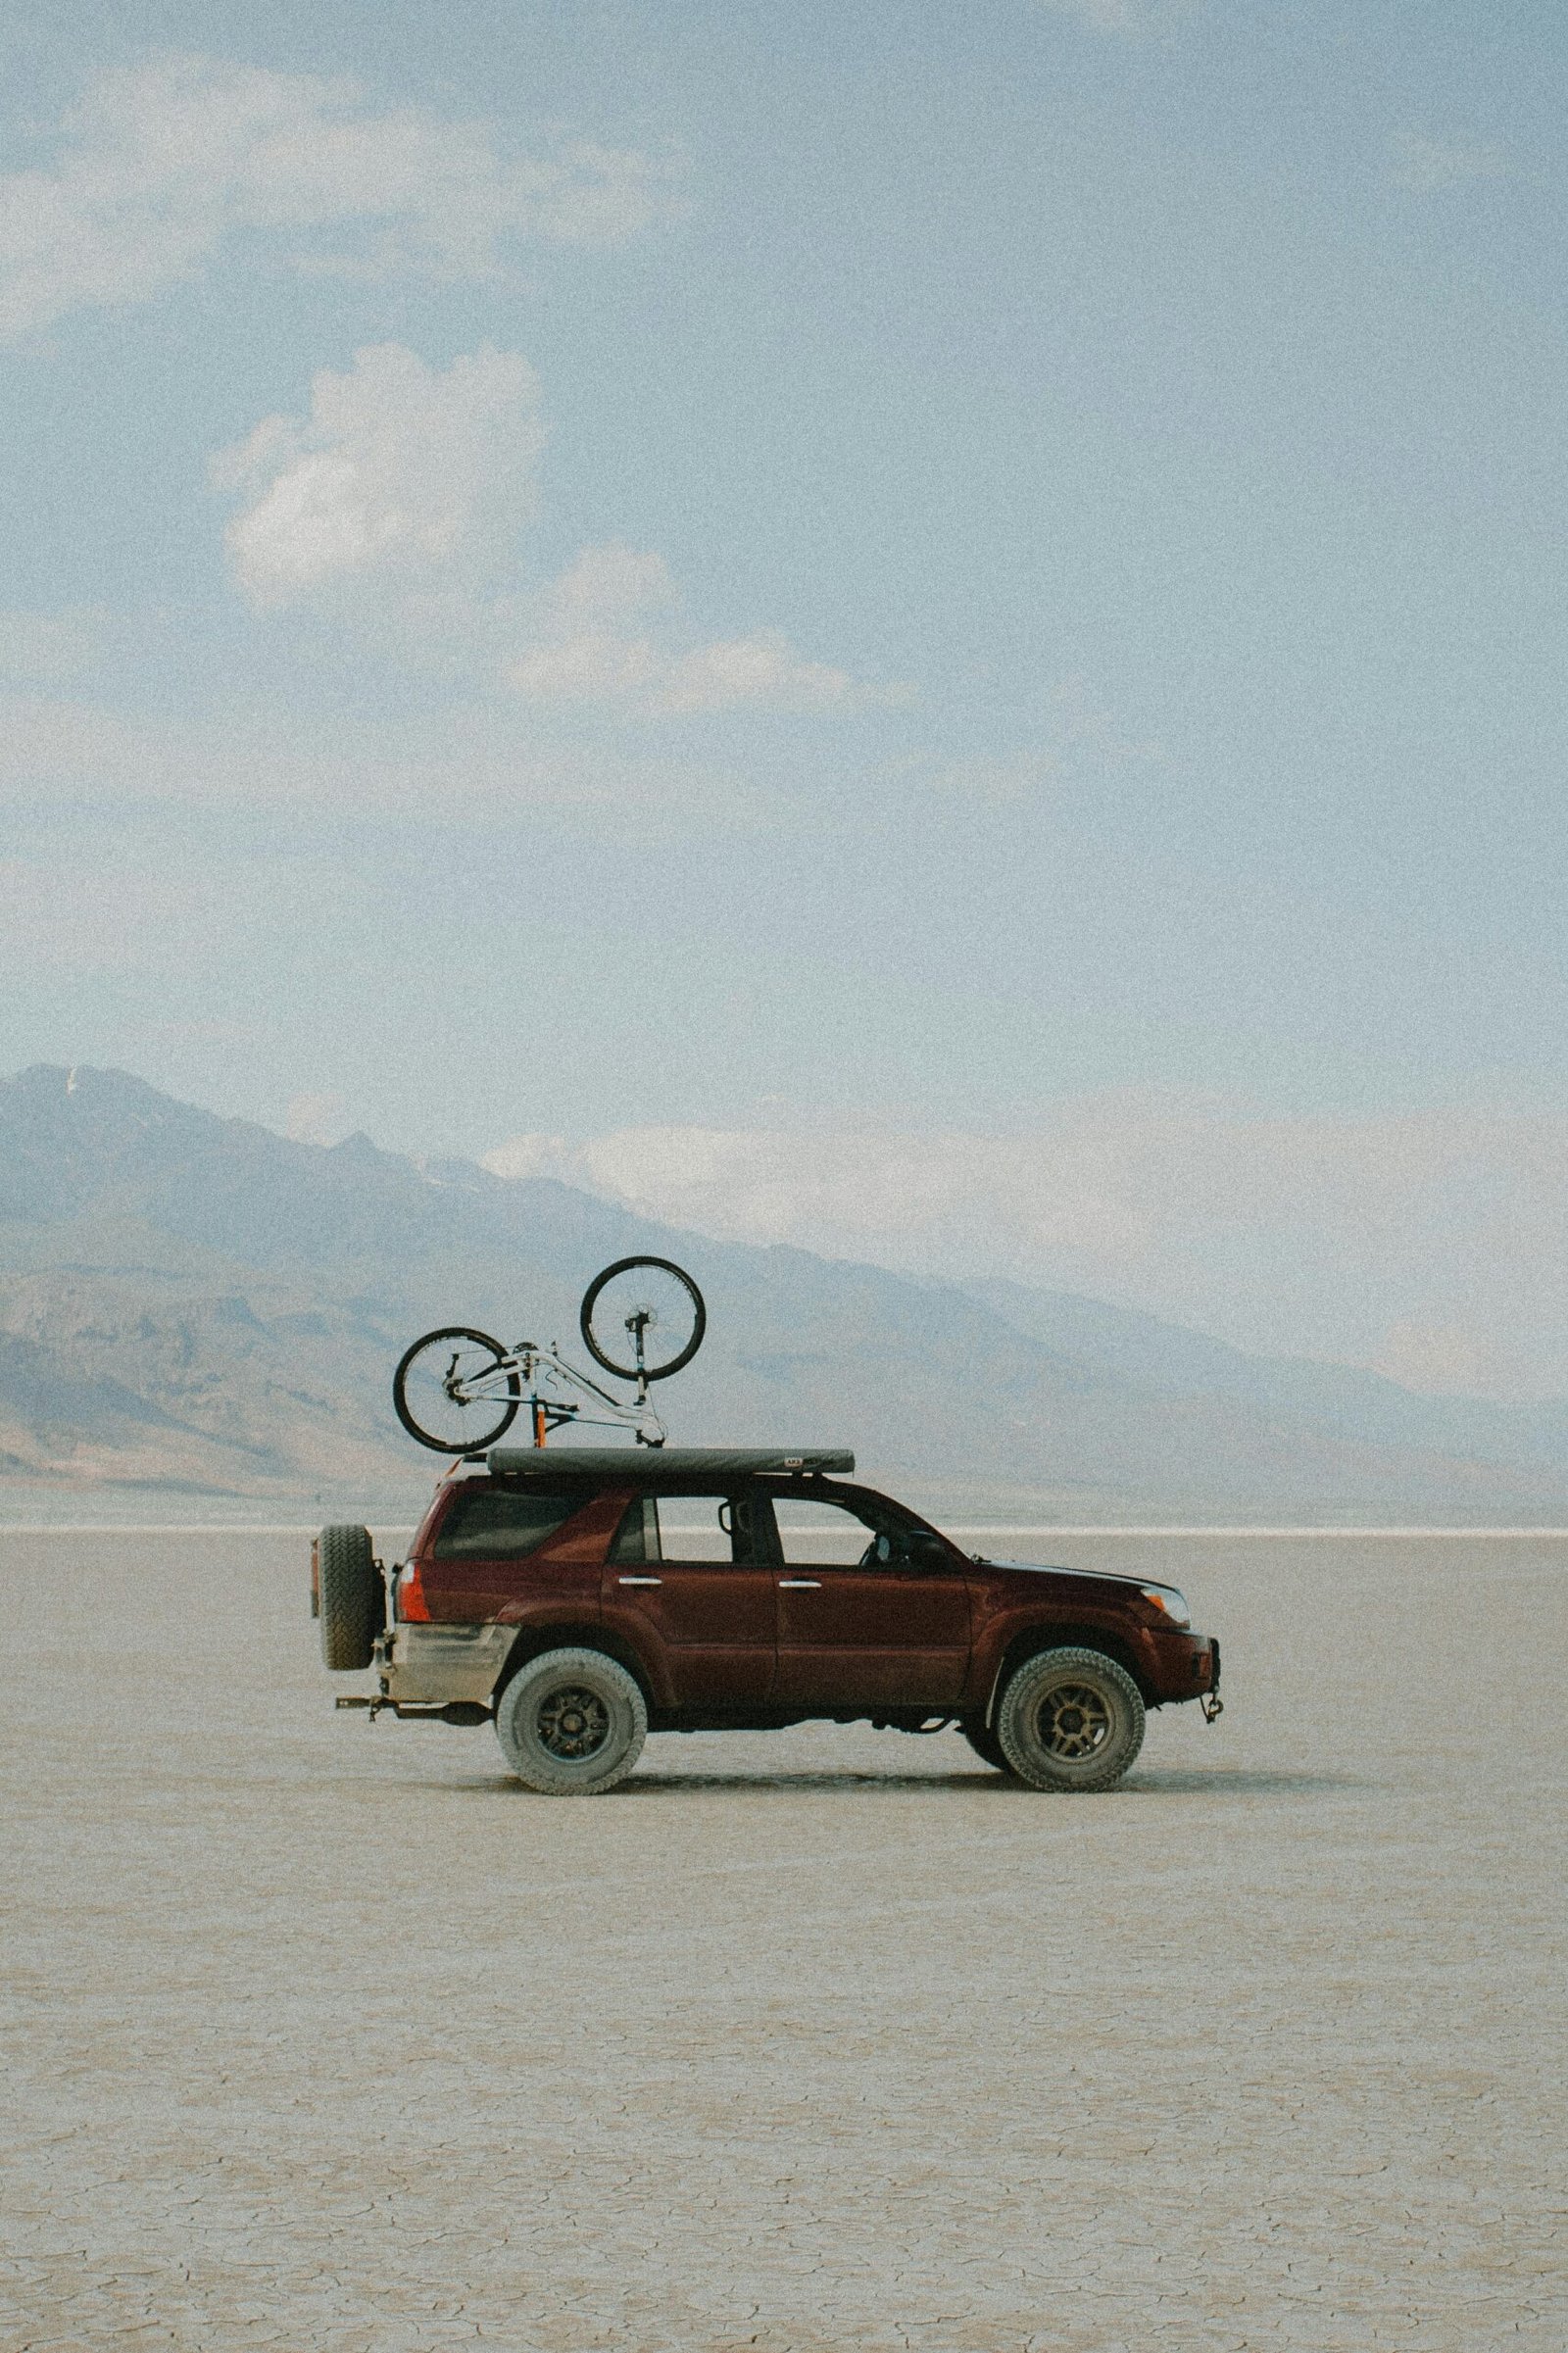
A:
393;1326;519;1453
996;1646;1146;1791
318;1524;380;1670
495;1647;648;1795
959;1716;1014;1775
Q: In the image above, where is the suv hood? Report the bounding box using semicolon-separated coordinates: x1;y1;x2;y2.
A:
972;1557;1150;1592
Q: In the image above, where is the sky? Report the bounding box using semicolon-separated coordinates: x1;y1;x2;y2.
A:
2;1;1565;1397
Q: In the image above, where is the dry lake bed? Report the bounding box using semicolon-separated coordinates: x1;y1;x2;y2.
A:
2;1526;1564;2351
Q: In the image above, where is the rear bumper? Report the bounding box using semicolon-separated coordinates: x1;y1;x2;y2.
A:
383;1621;512;1705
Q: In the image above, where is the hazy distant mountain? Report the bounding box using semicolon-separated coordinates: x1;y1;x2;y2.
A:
964;1278;1568;1484
2;1062;1566;1515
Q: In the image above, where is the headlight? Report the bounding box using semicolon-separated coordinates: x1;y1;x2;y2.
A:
1140;1583;1191;1628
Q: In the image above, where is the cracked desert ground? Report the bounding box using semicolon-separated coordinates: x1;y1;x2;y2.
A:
3;1527;1564;2352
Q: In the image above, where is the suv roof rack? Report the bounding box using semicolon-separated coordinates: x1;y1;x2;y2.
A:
486;1446;854;1479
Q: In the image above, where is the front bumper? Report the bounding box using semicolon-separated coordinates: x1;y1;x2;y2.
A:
1147;1628;1221;1707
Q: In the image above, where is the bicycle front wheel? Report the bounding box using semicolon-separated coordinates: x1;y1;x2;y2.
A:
393;1327;520;1453
579;1257;707;1382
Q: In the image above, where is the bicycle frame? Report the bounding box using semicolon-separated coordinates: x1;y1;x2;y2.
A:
452;1339;666;1450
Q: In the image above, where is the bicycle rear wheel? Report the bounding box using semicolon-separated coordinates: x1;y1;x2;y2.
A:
579;1257;707;1383
393;1327;520;1453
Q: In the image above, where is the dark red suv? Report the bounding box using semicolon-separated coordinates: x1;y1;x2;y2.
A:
315;1447;1221;1793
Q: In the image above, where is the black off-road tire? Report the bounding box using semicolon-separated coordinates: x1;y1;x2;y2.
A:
996;1646;1146;1792
393;1326;520;1454
495;1647;648;1795
960;1716;1014;1775
318;1524;381;1671
578;1256;707;1382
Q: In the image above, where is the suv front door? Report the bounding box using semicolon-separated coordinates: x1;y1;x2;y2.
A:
762;1490;970;1710
601;1489;775;1708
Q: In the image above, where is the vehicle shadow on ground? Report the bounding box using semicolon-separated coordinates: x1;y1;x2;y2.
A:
1119;1766;1372;1795
426;1764;1370;1798
617;1765;1371;1797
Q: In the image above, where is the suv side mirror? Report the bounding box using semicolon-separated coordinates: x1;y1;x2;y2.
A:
906;1529;949;1570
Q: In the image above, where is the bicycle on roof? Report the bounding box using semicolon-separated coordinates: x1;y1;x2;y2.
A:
392;1255;707;1454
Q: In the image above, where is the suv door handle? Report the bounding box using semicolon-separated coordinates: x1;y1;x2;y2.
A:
617;1576;662;1587
777;1578;821;1590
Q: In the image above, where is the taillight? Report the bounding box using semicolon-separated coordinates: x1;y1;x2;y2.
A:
397;1559;431;1622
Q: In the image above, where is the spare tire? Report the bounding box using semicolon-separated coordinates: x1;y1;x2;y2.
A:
318;1524;380;1670
959;1716;1014;1775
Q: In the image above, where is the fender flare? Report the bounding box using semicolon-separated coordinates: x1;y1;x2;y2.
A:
985;1623;1152;1724
494;1621;662;1713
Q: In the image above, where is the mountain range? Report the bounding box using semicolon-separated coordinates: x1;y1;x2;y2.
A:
2;1062;1565;1518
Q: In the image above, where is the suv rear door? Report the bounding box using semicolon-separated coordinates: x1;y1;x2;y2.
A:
600;1488;775;1708
761;1490;970;1710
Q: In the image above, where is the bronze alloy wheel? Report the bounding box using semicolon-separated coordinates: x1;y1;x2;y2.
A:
536;1686;611;1760
1034;1679;1113;1762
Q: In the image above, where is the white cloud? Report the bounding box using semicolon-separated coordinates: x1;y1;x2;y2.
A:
481;1102;1568;1402
0;54;680;338
507;541;905;716
910;682;1160;805
508;629;663;703
212;341;543;606
1388;131;1506;196
545;541;680;624
209;364;892;712
505;544;671;700
659;630;874;715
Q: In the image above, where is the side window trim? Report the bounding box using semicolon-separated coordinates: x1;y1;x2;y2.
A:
748;1490;784;1569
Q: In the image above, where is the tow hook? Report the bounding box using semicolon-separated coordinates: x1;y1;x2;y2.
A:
1200;1639;1223;1722
337;1674;391;1721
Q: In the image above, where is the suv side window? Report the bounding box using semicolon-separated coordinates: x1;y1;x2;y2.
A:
432;1488;580;1559
771;1494;940;1569
659;1492;766;1564
772;1495;885;1566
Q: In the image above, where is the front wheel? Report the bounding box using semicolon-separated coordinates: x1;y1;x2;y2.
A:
579;1257;707;1383
996;1647;1146;1791
393;1327;519;1453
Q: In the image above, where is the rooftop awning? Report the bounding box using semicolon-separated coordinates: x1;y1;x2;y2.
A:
486;1446;855;1479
